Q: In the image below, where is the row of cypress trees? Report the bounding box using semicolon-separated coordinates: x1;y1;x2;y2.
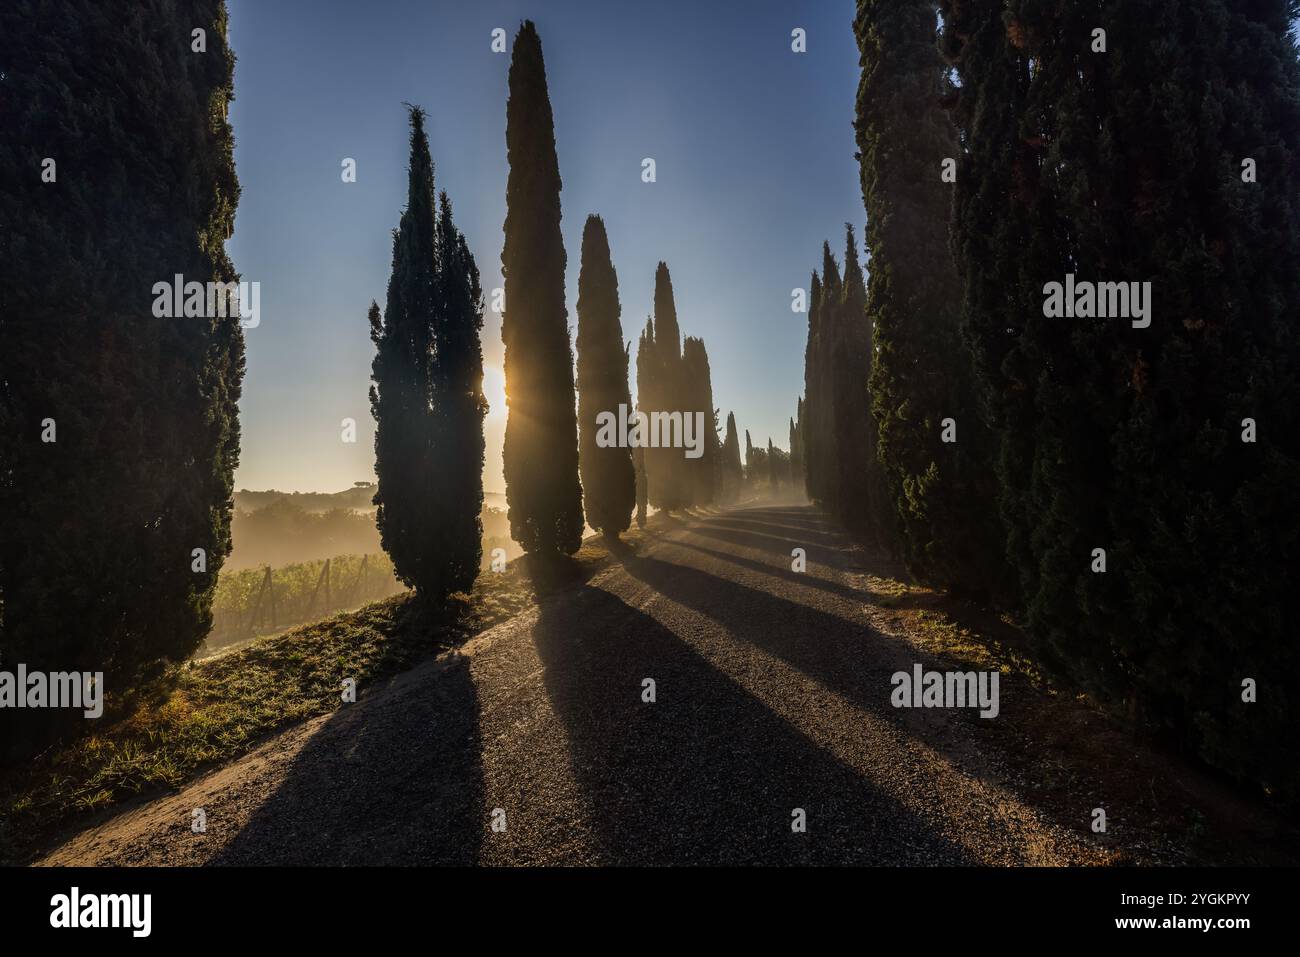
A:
507;23;731;545
833;0;1300;798
0;1;244;762
801;229;894;542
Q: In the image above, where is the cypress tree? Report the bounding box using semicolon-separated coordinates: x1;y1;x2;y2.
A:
722;412;743;502
634;317;655;525
501;20;583;555
791;400;806;498
830;225;884;535
646;262;689;511
855;0;1004;597
434;191;488;586
370;108;486;598
802;271;826;502
576;214;635;537
681;336;718;507
0;1;242;760
942;0;1300;796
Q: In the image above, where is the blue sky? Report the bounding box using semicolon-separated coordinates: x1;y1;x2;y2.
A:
227;0;863;493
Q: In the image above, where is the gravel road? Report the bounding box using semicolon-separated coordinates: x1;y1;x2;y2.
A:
39;505;1111;866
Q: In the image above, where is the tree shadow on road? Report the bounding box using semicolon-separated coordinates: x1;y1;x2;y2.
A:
531;582;971;865
211;654;484;866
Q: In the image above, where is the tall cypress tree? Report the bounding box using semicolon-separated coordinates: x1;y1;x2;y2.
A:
371;108;485;598
802;270;826;502
830;225;885;535
0;1;242;761
722;412;743;502
856;0;1004;596
434;191;488;586
791;398;806;498
942;0;1300;796
681;336;718;507
634;317;656;525
576;214;635;537
501;20;583;555
646;262;690;511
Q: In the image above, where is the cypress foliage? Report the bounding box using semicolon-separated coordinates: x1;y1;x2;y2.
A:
634;317;656;525
802;271;827;502
501;20;583;555
576;214;635;537
855;0;1004;597
646;262;690;511
830;225;883;535
370;108;486;599
0;0;243;760
435;191;488;584
941;0;1300;796
722;412;744;502
790;400;806;497
681;336;718;507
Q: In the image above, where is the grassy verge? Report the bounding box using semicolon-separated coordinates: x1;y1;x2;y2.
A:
0;524;655;865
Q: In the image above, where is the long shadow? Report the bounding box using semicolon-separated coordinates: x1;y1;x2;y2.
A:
211;655;483;866
688;522;849;569
615;551;1014;772
531;583;970;865
705;514;847;546
667;536;874;606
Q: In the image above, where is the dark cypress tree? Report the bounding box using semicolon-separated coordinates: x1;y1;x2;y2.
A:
646;262;690;511
830;225;885;535
501;20;583;555
576;214;635;537
370;108;485;598
434;191;488;586
634;318;656;525
816;243;844;515
855;0;1005;597
0;1;242;761
802;271;826;502
722;412;744;502
791;399;806;498
681;336;718;507
942;0;1300;797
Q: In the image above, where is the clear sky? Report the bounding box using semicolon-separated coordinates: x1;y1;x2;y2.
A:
226;0;863;494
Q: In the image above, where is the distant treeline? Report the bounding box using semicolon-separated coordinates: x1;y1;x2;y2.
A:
808;0;1300;801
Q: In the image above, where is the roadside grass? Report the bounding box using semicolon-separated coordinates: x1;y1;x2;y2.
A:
0;524;653;865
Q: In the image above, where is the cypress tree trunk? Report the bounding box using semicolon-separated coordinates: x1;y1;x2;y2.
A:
576;215;635;537
501;21;584;556
855;0;1004;597
0;0;242;761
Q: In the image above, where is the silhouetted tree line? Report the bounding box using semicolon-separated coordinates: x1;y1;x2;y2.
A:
823;0;1300;799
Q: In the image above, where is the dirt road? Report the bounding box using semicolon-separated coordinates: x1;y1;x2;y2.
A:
37;506;1153;865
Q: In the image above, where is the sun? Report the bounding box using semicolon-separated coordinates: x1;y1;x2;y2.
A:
482;364;507;418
